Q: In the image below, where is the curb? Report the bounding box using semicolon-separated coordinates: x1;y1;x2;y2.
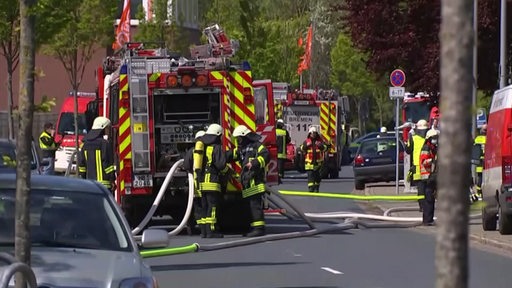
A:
353;187;512;253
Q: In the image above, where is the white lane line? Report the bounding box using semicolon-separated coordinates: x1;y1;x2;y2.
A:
321;267;344;275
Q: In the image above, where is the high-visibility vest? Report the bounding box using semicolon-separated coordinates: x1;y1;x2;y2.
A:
412;134;426;181
276;128;288;159
474;135;486;173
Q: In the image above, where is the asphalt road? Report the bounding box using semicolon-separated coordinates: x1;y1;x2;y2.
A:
147;167;512;288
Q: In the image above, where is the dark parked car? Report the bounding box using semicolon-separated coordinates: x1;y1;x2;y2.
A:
0;138;46;174
352;136;405;190
348;131;403;162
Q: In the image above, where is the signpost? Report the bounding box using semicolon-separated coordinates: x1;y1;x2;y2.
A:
476;108;487;128
389;69;406;195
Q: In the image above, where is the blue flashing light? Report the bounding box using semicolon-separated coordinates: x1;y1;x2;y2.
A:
242;61;251;71
120;64;128;74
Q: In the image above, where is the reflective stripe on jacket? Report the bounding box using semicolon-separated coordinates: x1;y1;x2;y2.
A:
276;128;290;159
411;134;426;181
420;143;436;180
234;142;269;198
194;142;227;193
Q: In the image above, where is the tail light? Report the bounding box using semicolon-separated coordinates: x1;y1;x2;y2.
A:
166;75;178;88
196;74;209;87
502;156;512;185
354;154;364;166
181;74;193;87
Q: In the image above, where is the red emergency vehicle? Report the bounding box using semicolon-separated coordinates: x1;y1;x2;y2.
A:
54;92;96;173
482;85;512;234
91;25;278;231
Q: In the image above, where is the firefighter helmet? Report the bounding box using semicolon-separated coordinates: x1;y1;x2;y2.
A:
92;116;111;130
426;129;439;139
380;126;387;133
233;125;251;137
308;126;318;134
195;130;205;139
277;119;284;124
416;119;428;130
206;124;223;136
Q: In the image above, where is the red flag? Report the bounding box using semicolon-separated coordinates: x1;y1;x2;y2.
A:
112;0;131;50
297;25;313;75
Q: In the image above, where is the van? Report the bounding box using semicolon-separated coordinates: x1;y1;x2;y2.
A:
482;85;512;234
54;92;96;173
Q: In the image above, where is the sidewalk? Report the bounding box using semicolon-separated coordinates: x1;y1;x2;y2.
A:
353;182;512;252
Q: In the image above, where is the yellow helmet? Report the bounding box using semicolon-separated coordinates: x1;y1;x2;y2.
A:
233;125;251;137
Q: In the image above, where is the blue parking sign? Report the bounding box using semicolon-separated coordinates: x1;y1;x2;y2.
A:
476;108;487;128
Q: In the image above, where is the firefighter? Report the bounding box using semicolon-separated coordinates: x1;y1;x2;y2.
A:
472;124;487;199
39;122;59;175
377;126;387;138
406;119;429;211
300;126;328;192
276;119;291;184
182;130;206;237
194;124;227;238
420;129;439;225
229;124;270;237
77;116;115;191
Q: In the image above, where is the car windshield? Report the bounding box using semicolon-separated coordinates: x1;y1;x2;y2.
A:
360;138;404;155
0;189;131;251
0;141;38;170
57;112;88;135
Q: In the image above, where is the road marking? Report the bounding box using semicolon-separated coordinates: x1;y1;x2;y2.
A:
321;267;344;275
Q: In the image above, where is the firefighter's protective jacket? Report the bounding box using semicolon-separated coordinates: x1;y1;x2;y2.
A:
473;135;486;173
229;134;270;198
300;136;327;170
276;127;291;159
39;131;58;158
420;140;438;180
77;131;115;189
194;134;227;193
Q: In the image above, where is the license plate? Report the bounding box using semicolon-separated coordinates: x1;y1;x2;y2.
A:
133;174;153;188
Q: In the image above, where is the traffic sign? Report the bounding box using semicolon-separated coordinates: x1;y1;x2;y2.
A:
476;108;487;128
390;69;406;87
389;87;405;99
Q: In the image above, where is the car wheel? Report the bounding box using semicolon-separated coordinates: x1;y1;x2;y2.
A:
498;206;512;235
482;206;497;231
355;180;365;190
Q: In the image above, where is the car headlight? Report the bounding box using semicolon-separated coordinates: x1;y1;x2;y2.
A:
119;277;158;288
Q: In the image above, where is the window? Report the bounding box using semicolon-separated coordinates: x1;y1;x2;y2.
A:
254;86;268;125
0;189;132;251
57;112;88;135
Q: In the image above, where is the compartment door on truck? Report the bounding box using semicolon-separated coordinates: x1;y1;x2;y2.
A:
283;105;320;146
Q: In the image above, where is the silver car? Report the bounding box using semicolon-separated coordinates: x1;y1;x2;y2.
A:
0;174;164;287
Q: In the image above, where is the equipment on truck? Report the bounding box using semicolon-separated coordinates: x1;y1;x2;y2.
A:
90;24;278;232
276;87;350;179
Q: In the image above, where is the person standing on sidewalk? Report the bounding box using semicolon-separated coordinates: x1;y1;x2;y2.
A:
406;119;429;211
472;124;486;199
420;129;439;225
39;122;60;175
276;119;291;184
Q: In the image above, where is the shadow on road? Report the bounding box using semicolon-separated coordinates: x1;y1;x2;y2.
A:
151;261;308;271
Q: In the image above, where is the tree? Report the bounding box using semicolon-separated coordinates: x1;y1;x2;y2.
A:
42;0;116;153
15;0;36;286
436;0;473;287
0;0;19;140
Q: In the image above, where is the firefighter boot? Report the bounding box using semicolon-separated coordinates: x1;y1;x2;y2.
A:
206;225;223;238
246;226;265;237
200;224;207;238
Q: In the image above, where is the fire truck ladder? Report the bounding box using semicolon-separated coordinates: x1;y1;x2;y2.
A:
129;58;151;171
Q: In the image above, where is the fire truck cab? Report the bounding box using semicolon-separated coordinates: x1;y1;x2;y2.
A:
276;87;350;179
91;25;278;233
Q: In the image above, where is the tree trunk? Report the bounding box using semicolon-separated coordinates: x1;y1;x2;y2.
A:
16;0;36;287
7;61;15;140
436;0;473;287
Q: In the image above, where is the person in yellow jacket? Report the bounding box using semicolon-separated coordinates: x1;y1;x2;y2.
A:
406;119;429;211
39;122;60;175
193;124;227;238
301;126;328;192
472;124;487;199
276;119;291;184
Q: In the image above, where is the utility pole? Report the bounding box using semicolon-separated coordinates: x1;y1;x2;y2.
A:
499;0;507;88
16;0;36;287
472;0;478;139
436;0;473;287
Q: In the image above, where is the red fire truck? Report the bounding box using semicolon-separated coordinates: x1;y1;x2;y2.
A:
90;25;278;230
